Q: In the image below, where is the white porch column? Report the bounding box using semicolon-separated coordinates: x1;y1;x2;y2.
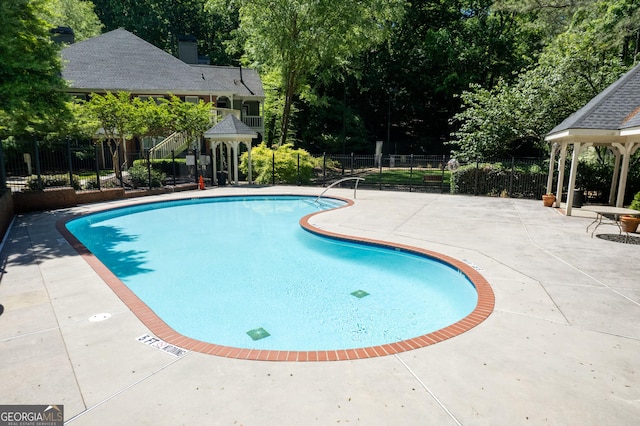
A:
546;143;558;193
565;142;582;216
555;142;568;208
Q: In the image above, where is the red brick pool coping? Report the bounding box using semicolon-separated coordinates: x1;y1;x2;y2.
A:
57;195;495;362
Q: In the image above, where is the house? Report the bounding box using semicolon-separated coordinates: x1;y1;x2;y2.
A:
60;28;264;166
545;63;640;215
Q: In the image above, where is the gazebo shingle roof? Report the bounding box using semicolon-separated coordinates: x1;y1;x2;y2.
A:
548;62;640;135
204;114;257;138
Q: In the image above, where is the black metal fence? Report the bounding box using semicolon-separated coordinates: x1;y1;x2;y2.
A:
1;138;550;199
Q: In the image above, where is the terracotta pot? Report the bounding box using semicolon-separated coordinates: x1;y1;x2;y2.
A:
621;215;640;233
542;194;556;207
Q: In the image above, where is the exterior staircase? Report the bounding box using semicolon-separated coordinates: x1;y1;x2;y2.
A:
148;131;191;160
148;107;259;160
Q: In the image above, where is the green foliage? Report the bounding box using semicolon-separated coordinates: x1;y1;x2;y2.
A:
27;174;81;190
630;191;640;211
240;142;321;184
47;0;103;41
450;161;548;198
0;0;71;137
94;0;240;65
132;158;186;175
127;163;166;188
233;0;405;146
450;0;636;160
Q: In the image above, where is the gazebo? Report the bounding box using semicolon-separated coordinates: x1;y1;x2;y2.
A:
204;114;257;185
545;63;640;216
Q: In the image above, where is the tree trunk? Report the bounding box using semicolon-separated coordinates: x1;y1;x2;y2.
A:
279;69;298;147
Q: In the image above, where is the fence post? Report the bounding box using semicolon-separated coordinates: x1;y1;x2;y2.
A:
146;149;151;188
297;153;300;185
171;149;176;187
94;143;101;190
474;158;479;196
379;155;383;190
0;140;6;191
409;154;414;192
118;144;124;188
350;152;354;177
67;137;74;189
509;156;515;198
272;151;275;185
323;152;326;187
440;154;446;193
193;149;198;183
34;136;43;190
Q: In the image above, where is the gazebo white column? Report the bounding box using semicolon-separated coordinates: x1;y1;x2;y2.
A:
546;143;558;193
247;142;253;184
612;141;640;207
203;114;258;186
231;141;240;185
609;147;621;205
565;142;581;216
554;142;568;208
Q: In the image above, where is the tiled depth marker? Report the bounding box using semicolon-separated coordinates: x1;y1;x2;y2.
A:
137;334;188;357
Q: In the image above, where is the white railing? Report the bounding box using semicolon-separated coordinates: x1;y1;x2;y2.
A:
149;131;190;160
242;115;263;130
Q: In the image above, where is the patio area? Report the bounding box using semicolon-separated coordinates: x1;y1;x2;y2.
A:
1;186;639;425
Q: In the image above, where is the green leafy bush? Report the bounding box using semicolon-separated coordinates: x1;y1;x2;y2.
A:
630;191;640;211
26;174;81;190
132;158;186;175
240;143;321;184
451;162;547;198
127;163;166;188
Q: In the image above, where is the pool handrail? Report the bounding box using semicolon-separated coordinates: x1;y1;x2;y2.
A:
315;177;365;202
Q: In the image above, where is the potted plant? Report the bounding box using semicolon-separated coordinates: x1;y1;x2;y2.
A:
542;193;556;207
621;191;640;233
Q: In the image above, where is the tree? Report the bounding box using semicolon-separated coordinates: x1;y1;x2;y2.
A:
449;0;638;159
93;0;240;64
84;92;139;176
47;0;103;41
229;0;405;146
0;0;70;138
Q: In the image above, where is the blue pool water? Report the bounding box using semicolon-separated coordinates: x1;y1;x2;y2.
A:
66;196;478;351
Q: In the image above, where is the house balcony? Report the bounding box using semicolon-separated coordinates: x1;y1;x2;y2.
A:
211;108;263;135
242;115;263;133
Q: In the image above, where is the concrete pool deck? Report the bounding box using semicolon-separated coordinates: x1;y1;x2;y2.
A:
1;186;639;425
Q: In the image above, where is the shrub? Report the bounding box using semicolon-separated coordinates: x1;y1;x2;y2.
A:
630;191;640;211
127;163;166;188
240;143;321;184
451;162;547;198
132;158;186;175
26;174;81;190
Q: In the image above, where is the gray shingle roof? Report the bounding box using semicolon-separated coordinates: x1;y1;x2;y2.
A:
194;65;264;97
61;29;262;97
548;63;640;135
204;114;257;137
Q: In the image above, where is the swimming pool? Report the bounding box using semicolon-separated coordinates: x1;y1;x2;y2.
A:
62;195;494;360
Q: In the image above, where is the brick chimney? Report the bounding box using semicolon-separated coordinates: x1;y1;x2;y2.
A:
178;35;198;64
